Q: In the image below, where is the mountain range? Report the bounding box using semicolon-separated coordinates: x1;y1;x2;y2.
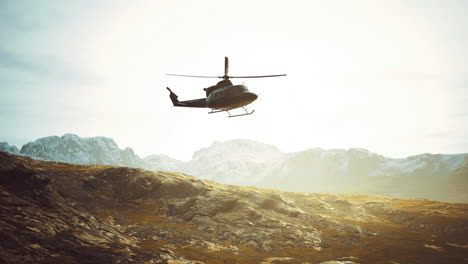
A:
1;134;467;202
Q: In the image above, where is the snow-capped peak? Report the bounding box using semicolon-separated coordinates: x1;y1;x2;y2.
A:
0;142;20;154
19;134;145;168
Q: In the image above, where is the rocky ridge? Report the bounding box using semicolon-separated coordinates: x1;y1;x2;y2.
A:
18;134;146;168
1;152;467;263
0;142;19;154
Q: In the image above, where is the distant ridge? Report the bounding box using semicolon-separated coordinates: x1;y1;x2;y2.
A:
0;142;19;154
18;134;146;168
1;134;466;202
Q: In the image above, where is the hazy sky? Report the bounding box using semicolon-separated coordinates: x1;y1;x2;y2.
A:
1;0;467;160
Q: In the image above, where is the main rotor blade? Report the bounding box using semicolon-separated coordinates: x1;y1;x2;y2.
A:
225;57;229;76
166;74;221;78
229;74;287;78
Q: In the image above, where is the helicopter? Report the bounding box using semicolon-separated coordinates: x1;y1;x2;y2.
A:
166;57;286;117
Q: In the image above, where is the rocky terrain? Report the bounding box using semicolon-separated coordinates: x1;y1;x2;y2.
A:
1;151;467;264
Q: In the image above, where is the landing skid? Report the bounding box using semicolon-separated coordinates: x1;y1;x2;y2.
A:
208;107;255;118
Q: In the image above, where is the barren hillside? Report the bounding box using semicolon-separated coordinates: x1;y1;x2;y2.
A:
1;152;467;264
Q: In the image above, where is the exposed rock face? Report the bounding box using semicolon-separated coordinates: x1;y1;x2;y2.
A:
0;142;19;154
19;134;146;168
1;152;467;264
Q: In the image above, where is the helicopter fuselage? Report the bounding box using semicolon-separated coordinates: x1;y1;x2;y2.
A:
206;84;258;110
166;56;285;117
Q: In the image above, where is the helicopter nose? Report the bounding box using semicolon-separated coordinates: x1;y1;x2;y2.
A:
243;92;258;102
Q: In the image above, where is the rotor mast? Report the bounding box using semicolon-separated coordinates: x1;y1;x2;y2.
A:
223;57;229;80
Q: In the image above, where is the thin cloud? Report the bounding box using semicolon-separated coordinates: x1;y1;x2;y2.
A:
0;47;101;85
451;112;468;118
0;49;45;73
0;1;103;85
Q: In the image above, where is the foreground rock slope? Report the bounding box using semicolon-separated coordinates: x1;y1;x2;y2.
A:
1;152;467;264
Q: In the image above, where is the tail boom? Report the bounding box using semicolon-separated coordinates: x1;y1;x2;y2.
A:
166;87;206;108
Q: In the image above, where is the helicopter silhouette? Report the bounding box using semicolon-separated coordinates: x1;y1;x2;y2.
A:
166;57;286;117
